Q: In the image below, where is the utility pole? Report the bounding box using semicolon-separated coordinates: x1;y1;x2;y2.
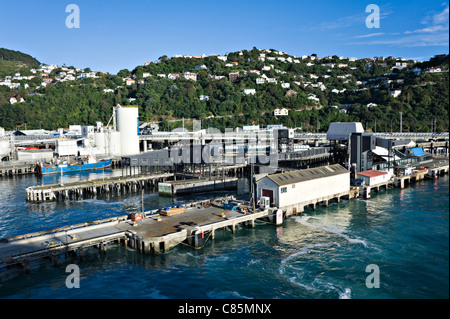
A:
399;112;403;133
251;159;255;212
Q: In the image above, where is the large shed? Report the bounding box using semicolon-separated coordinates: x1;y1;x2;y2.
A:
327;122;364;141
256;164;350;214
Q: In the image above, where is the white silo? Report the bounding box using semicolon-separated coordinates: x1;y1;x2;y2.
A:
94;131;106;154
0;139;10;159
115;105;139;156
107;131;122;156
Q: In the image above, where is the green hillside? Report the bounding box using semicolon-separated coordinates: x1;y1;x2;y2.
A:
0;48;40;78
0;48;448;133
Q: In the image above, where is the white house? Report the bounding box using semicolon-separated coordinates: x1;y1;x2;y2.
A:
256;78;265;84
195;64;208;70
242;89;256;95
142;73;151;78
199;95;209;101
281;83;290;89
168;73;180;80
308;94;320;102
10;97;17;104
256;164;350;214
367;103;378;108
356;170;391;186
217;56;227;61
183;72;197;81
389;90;402;98
274;108;289;116
426;67;442;73
125;78;135;85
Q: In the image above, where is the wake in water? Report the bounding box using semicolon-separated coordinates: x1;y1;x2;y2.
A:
293;215;369;247
277;214;374;298
278;242;352;299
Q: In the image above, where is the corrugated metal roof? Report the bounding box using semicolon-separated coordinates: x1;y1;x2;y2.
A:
265;164;348;186
326;122;364;140
410;147;425;156
357;170;387;178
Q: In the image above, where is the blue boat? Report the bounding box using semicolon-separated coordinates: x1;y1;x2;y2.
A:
37;157;112;175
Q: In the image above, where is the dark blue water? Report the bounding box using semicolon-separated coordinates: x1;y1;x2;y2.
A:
0;169;448;299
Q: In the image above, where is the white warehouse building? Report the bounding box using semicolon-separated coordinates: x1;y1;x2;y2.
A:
256;164;350;215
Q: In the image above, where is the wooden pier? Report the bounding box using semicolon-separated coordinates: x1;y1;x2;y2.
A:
26;173;174;202
0;197;270;270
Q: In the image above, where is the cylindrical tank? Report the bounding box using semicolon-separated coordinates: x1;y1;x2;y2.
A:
94;132;106;154
0;139;10;158
116;106;139;156
108;131;122;156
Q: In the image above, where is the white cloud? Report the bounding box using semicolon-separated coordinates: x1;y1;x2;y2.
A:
353;32;385;39
350;5;449;48
405;5;449;34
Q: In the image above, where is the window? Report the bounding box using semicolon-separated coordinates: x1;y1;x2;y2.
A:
281;187;287;193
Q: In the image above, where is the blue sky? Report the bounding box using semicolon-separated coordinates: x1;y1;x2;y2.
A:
0;0;448;74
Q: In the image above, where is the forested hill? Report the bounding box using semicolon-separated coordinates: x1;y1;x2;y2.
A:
0;48;40;79
0;47;448;133
0;48;40;65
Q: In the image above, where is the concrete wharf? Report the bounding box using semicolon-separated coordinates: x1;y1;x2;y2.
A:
26;172;174;203
361;157;449;198
0;197;271;270
158;176;238;196
0;162;36;177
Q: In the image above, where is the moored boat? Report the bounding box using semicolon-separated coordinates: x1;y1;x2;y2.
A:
37;157;112;175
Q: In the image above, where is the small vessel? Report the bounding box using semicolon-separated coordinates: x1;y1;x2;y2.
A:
37;156;112;175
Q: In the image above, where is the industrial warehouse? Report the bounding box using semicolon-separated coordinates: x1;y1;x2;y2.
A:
257;164;351;216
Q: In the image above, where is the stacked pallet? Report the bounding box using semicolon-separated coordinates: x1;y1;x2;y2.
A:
160;207;186;216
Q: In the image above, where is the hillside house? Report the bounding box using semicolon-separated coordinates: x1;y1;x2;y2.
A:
274;108;288;116
183;72;197;81
168;73;180;80
242;89;256;95
285;90;298;97
229;72;239;82
389;90;402;98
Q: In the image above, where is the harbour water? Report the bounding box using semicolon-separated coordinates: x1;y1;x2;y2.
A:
0;169;448;299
